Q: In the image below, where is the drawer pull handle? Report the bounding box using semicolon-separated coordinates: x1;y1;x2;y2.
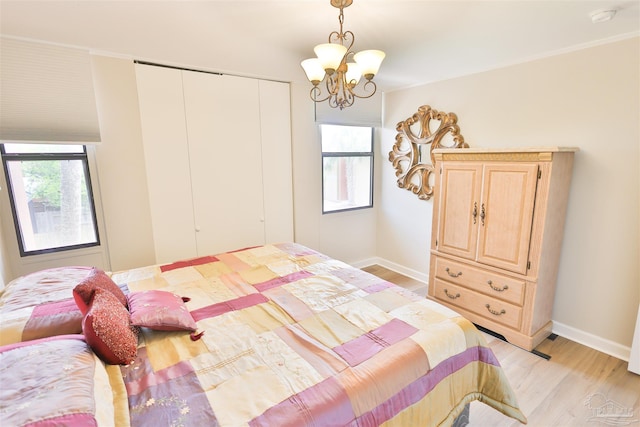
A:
485;304;506;316
480;203;486;226
487;280;509;292
445;267;462;278
444;289;460;299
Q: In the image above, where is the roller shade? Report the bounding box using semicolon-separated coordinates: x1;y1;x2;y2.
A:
0;37;101;143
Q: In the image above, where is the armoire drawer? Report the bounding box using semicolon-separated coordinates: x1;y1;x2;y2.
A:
434;257;525;306
433;279;522;330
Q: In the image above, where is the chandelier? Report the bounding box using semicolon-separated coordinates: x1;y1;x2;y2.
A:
301;0;385;110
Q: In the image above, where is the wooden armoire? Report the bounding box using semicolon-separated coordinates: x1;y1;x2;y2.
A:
428;147;578;351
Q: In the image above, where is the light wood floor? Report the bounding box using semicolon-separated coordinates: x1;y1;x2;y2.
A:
362;265;640;427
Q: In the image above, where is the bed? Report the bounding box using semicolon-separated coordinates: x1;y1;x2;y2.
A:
0;243;527;426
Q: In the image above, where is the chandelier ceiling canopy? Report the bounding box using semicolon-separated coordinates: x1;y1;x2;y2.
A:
301;0;385;110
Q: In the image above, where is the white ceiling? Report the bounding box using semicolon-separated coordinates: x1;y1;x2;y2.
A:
1;0;638;92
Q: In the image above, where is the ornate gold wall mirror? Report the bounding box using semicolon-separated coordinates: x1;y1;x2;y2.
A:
388;105;469;200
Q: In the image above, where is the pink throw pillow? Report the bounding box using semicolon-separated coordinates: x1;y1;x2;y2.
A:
73;268;127;315
127;290;197;332
82;288;139;365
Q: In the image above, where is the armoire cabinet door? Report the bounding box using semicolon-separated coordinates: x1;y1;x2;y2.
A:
437;161;538;275
476;163;538;274
437;163;483;260
182;72;265;256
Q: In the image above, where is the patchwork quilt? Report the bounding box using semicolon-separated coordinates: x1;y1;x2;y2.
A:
0;266;92;344
0;243;527;426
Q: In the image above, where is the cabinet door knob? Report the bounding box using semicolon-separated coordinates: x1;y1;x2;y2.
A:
480;203;486;226
195;227;201;232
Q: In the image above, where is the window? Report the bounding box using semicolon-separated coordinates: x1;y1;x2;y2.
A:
1;143;100;256
321;124;373;213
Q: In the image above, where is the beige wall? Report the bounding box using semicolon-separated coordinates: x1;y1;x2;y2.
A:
275;79;380;265
90;55;156;272
380;37;640;357
0;43;380;281
4;37;635;360
89;55;379;272
0;194;11;288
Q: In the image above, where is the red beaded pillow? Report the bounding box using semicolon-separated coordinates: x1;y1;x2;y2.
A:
82;288;139;365
73;268;128;315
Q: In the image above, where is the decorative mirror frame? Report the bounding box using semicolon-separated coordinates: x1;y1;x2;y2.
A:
388;105;468;200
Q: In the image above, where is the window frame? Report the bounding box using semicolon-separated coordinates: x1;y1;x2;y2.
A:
0;143;101;257
320;124;374;214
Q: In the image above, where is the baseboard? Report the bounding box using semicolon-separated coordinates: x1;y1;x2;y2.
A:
352;257;429;285
350;257;379;270
552;321;631;362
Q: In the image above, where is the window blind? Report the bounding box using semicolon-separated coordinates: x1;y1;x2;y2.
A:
0;37;101;143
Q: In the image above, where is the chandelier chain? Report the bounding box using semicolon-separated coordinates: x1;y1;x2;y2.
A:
338;6;345;41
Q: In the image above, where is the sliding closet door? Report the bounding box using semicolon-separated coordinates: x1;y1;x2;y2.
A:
135;64;198;263
259;80;294;243
182;72;265;255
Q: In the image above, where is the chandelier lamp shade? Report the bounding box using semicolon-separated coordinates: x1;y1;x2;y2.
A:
301;0;385;110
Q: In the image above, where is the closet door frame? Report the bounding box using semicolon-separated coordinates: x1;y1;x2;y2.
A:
182;72;265;256
259;80;294;244
137;63;294;262
135;64;197;263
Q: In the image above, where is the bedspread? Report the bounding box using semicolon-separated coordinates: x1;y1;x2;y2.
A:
0;267;93;345
108;243;526;426
0;335;119;426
